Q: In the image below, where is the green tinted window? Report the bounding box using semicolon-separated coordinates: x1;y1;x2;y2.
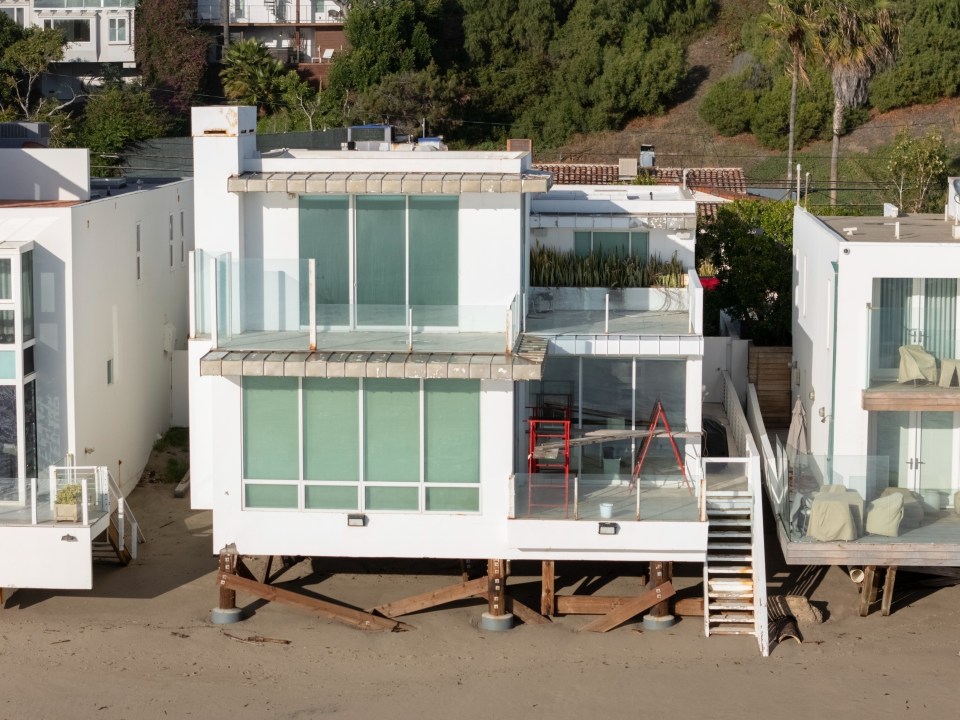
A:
243;377;299;480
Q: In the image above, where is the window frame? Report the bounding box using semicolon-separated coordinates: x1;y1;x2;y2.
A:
43;18;92;44
107;16;128;44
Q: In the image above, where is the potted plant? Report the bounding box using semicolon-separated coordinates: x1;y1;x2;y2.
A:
55;483;83;522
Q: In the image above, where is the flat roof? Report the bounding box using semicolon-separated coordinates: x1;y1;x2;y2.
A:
820;213;960;244
228;171;552;194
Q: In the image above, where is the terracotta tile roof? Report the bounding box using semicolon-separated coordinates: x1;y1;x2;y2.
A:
0;199;81;208
531;163;747;194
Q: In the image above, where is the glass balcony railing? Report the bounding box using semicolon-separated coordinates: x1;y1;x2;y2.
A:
865;305;960;388
0;470;108;527
526;269;703;338
34;0;136;7
510;472;701;522
190;252;520;353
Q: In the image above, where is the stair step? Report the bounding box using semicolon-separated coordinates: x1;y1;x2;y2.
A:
708;601;755;612
706;508;751;516
706;565;754;575
707;542;752;551
708;585;753;595
705;491;752;497
708;530;752;538
708;518;751;527
709;625;757;636
709;612;755;623
707;553;752;562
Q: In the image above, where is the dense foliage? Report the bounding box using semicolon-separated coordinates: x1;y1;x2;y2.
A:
697;200;794;346
701;1;956;153
135;0;209;117
324;0;715;146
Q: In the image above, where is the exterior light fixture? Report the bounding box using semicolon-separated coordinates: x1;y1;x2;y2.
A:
598;522;619;535
347;513;367;527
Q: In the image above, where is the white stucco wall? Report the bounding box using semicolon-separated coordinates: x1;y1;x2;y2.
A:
0;149;89;202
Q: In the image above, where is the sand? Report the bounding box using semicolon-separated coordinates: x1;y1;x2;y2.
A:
2;483;958;720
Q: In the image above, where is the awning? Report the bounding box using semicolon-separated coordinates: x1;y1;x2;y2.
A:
200;337;548;381
227;171;552;195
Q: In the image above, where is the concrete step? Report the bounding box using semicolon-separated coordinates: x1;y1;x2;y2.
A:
709;625;757;636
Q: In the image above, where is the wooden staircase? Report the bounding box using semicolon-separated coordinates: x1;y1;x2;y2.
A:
704;490;758;638
92;507;141;566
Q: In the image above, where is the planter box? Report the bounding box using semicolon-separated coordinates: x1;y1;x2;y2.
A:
55;503;80;523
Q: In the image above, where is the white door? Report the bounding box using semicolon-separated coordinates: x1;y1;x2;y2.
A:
874;410;958;508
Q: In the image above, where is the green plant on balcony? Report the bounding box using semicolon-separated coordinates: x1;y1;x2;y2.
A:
530;242;686;289
55;483;83;523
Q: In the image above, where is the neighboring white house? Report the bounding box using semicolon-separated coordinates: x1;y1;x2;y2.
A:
0;127;193;593
774;197;960;566
195;0;346;63
0;0;137;99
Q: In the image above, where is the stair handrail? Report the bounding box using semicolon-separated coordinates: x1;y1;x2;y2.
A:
103;468;144;560
720;372;770;657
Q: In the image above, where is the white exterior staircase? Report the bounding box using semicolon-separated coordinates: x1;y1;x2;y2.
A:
704;490;757;636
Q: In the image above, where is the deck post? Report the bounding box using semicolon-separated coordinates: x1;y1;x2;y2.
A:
880;566;897;617
212;544;243;625
858;565;879;617
644;561;676;630
541;560;555;616
480;559;513;631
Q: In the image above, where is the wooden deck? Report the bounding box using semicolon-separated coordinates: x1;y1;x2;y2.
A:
862;381;960;411
777;511;960;566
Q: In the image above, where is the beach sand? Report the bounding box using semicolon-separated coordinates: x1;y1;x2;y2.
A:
2;483;958;720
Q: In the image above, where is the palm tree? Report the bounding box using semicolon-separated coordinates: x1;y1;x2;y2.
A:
761;1;819;185
220;39;287;116
819;0;898;206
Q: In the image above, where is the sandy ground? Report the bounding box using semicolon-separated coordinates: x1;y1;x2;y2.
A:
2;484;959;720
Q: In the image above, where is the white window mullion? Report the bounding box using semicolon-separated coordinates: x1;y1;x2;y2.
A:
358;377;365;510
419;378;425;512
349;194;357;330
405;196;411;321
298;378;304;510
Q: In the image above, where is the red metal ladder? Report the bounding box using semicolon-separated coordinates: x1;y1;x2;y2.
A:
527;418;571;517
629;400;692;495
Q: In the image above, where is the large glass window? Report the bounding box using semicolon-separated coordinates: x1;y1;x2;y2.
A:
298;195;460;329
574;231;649;258
242;377;481;512
300;196;350;326
0;259;11;299
0;386;17;480
356;196;406;326
21;251;32;342
43;19;91;43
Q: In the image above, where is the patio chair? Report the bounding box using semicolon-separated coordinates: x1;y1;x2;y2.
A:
898;344;937;384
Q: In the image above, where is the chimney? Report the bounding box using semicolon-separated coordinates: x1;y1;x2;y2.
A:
639;144;655;169
618;157;638;181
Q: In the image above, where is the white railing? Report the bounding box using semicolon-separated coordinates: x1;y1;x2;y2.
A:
721;371;770;657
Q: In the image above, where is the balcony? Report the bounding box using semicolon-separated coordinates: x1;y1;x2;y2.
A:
190;252;522;356
524;270;703;355
863;305;960;411
194;0;345;25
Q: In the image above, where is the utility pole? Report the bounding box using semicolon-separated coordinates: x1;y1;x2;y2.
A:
221;0;230;50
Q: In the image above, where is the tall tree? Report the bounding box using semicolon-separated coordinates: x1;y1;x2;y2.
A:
220;39;287;116
761;0;819;184
135;0;209;116
819;0;898;206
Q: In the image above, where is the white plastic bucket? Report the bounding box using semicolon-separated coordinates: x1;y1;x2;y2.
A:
599;502;614;519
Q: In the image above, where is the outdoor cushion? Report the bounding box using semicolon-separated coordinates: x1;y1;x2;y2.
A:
866;493;905;537
808;494;858;541
898;345;937;383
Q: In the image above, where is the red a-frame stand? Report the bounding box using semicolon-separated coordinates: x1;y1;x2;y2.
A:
629;400;692;495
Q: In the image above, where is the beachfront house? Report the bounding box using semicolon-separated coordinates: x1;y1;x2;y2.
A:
189;106;767;649
758;195;960;609
0;124;192;595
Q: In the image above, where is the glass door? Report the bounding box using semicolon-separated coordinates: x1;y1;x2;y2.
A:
874;410;958;508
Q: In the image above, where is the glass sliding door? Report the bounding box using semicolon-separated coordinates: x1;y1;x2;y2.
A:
424;379;480;511
409;196;458;327
300;196;350;326
364;379;419;509
873;410;958;508
355;196;406;326
303;378;359;509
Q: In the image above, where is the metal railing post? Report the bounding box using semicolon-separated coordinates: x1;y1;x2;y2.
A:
117;496;126;552
308;258;317;351
81;476;89;526
30;476;37;525
187;250;196;338
48;465;56;513
209;256;219;348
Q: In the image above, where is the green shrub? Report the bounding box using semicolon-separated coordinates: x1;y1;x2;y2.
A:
56;484;82;505
698;70;760;136
530;244;687;289
751;69;833;150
